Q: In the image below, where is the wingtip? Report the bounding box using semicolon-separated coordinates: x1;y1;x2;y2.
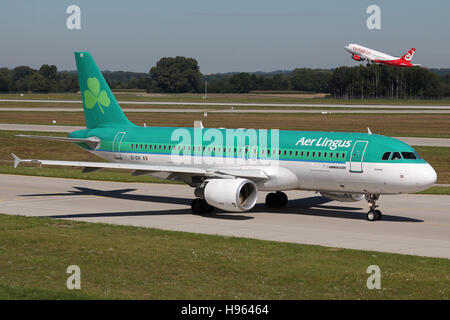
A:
11;153;21;168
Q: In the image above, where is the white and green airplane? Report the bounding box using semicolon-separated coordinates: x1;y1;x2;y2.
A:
12;52;437;221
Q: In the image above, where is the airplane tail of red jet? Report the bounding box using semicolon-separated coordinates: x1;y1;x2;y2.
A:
400;48;416;62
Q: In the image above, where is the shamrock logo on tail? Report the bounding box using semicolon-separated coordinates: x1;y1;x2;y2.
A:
83;77;110;114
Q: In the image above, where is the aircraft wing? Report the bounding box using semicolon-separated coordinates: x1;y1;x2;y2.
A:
11;153;268;181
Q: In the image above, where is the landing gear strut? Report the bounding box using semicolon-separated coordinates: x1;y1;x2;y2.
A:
265;191;288;208
191;198;215;215
366;194;382;221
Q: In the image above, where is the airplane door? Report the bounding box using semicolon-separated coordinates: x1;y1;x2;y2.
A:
113;132;126;160
349;141;368;173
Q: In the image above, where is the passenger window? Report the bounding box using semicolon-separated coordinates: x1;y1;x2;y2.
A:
401;152;417;159
306;152;310;157
324;152;327;157
341;153;345;158
391;152;402;160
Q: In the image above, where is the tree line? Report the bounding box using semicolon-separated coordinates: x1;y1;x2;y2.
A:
1;56;449;99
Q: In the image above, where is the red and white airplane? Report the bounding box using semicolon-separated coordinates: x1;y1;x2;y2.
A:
345;44;420;67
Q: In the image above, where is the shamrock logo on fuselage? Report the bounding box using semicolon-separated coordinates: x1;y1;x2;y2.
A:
83;77;110;114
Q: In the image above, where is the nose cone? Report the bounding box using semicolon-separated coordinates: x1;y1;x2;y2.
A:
418;163;437;189
410;163;437;192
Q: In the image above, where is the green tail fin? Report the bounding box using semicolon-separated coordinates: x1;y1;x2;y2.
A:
75;52;135;129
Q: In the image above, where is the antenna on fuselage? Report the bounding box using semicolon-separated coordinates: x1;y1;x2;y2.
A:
367;127;372;135
194;120;204;129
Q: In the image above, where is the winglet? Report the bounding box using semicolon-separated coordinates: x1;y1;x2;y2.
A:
11;153;21;168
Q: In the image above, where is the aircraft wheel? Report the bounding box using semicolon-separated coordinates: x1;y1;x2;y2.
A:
367;210;377;221
205;203;215;214
266;192;288;208
265;193;277;207
276;192;288;207
374;209;382;220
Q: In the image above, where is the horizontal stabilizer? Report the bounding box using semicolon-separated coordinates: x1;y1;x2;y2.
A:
16;134;100;149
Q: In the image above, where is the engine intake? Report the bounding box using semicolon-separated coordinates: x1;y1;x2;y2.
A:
320;192;364;202
203;178;258;212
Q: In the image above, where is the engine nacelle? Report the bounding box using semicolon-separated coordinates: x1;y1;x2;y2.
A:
352;54;362;61
320;192;364;202
203;178;258;212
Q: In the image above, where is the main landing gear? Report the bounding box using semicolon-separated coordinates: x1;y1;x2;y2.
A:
366;194;382;221
265;191;288;208
191;198;215;215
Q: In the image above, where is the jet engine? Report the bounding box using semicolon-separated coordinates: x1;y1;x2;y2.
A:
352;54;362;61
202;178;258;212
320;192;364;202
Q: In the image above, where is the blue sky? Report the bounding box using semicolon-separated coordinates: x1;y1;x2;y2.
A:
1;0;449;73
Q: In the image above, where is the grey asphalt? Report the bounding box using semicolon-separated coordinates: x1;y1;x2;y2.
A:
1;123;449;147
1;174;449;259
1;99;450;109
1;107;450;114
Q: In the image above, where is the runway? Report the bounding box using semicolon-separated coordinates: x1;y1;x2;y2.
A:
1;107;450;114
1;99;450;109
1;174;449;259
1;123;449;147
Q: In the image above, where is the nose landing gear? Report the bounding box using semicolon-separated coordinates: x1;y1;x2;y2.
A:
366;194;382;221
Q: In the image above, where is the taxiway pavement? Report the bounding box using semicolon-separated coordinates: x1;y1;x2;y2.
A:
1;174;449;259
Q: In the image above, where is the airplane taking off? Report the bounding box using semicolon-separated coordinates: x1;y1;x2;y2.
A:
345;44;420;67
12;52;436;221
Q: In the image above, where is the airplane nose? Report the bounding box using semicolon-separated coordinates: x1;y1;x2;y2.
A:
416;164;437;190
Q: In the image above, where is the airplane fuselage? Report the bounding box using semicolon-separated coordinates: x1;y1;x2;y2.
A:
345;44;417;67
70;126;437;195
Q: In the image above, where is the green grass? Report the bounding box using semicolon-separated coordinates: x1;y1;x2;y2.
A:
2;92;450;105
0;214;448;299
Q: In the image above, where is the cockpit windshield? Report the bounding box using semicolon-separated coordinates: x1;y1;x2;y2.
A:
382;151;419;160
401;152;417;159
391;152;402;160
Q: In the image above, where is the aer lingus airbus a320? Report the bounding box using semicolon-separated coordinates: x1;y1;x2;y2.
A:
12;52;437;221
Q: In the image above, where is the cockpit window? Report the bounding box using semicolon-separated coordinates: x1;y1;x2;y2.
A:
401;152;417;160
391;152;402;160
382;152;391;160
414;151;421;159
